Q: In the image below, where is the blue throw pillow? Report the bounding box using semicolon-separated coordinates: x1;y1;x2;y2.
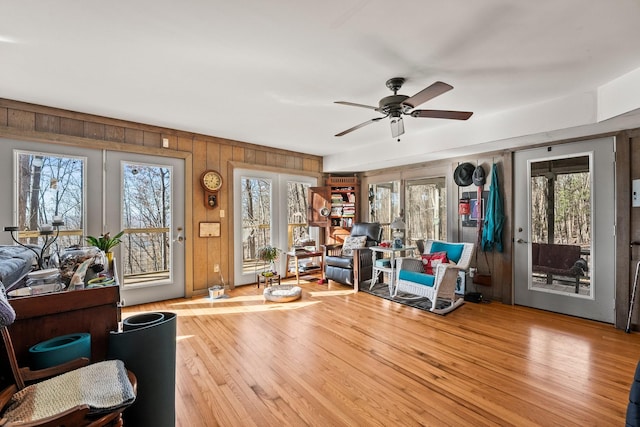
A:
430;241;464;264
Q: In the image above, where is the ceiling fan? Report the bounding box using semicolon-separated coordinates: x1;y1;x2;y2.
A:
334;77;473;138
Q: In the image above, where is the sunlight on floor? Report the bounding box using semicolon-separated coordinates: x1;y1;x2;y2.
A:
158;296;322;316
172;301;321;316
527;326;591;389
307;289;355;297
167;295;266;305
123;283;353;318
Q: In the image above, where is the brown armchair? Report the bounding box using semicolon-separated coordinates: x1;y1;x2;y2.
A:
322;222;383;290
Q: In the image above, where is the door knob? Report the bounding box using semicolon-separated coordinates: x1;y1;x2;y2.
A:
174;227;185;244
516;238;528;244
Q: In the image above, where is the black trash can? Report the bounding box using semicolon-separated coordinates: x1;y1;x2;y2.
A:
109;311;177;427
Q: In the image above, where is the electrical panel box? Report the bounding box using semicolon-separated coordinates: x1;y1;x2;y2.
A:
634;179;640;207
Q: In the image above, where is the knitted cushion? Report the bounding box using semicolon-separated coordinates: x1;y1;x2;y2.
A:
342;236;366;256
400;258;425;273
3;360;135;423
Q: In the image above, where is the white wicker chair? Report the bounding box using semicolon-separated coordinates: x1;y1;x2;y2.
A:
394;240;475;314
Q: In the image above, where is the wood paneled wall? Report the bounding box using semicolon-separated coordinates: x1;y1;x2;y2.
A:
0;98;323;296
456;155;512;304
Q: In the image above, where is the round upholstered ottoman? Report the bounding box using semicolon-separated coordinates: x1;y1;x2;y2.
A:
263;285;302;302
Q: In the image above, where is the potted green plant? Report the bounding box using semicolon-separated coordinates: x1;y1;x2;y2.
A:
257;245;281;277
86;231;124;264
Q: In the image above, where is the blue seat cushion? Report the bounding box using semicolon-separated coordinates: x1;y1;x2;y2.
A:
430;241;464;264
399;270;435;287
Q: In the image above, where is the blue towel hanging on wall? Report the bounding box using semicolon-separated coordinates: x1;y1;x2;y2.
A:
482;163;504;252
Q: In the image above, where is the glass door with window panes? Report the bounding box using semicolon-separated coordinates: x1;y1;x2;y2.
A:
405;177;446;244
368;181;400;241
513;138;614;322
239;175;273;278
105;151;185;306
234;170;318;285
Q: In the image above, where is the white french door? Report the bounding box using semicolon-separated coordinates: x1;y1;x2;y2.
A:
233;169;317;286
0;139;185;306
105;151;185;306
513;138;615;322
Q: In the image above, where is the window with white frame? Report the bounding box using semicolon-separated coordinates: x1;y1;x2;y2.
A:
14;150;85;249
368;181;400;240
405;176;446;242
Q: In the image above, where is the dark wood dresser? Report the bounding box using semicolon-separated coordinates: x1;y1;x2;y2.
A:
7;285;120;366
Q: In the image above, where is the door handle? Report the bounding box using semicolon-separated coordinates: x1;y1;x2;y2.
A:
174;227;184;244
516;238;528;244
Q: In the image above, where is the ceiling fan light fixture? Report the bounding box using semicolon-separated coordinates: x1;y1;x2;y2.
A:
390;117;404;138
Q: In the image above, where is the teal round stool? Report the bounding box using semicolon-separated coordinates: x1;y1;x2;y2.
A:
29;333;91;370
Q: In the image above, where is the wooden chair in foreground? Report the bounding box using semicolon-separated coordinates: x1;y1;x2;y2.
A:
0;327;137;426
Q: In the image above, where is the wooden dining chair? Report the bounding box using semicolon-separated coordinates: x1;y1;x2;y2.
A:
0;327;137;426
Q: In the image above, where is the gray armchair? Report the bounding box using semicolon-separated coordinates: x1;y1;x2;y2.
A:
322;222;383;290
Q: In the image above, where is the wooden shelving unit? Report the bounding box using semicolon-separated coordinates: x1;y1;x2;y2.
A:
308;175;359;244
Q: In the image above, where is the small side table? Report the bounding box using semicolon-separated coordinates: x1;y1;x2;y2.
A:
256;273;281;288
369;246;417;295
285;250;324;284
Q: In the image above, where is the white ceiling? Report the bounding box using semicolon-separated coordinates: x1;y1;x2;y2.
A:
3;1;640;172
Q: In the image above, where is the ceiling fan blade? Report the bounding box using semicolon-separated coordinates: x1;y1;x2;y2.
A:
403;81;453;108
410;109;473;120
390;117;404;138
335;117;384;137
334;101;379;111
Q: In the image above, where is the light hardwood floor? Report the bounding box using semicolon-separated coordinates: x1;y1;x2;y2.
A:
123;279;640;426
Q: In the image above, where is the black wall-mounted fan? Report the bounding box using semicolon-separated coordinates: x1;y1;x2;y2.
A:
335;77;473;138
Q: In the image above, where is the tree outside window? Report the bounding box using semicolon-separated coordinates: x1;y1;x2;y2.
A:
16;151;85;249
